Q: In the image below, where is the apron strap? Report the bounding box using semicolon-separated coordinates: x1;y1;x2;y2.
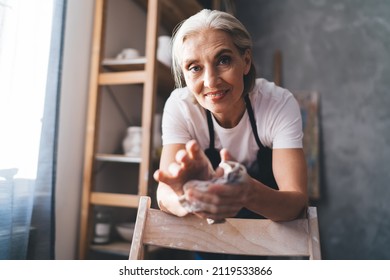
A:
206;109;215;149
205;110;221;169
244;94;264;149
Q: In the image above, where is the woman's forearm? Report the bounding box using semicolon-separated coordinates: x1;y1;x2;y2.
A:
244;177;308;222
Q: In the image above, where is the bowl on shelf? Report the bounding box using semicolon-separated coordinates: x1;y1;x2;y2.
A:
116;222;135;242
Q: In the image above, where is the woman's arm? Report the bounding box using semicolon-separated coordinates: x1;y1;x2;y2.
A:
245;148;308;221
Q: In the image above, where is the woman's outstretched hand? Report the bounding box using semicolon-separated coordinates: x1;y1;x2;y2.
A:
153;140;215;195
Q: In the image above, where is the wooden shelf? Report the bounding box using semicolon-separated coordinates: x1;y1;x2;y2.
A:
100;59;174;95
90;192;140;208
102;57;147;71
134;0;204;32
95;153;142;163
99;70;146;85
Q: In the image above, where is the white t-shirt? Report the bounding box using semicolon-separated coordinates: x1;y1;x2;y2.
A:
162;78;303;168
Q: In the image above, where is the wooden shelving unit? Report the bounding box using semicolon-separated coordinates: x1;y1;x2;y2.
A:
78;0;205;259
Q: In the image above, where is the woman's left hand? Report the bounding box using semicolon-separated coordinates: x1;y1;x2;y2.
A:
186;180;252;220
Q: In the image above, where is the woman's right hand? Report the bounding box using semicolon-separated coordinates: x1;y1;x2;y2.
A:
154;140;215;195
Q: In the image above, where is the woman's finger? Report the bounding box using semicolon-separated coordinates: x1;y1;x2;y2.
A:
185;140;201;160
220;148;235;162
195;203;240;219
175;149;188;164
188;186;243;208
168;162;183;177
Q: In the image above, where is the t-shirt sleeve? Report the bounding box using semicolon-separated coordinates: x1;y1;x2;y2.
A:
161;92;192;145
271;94;303;149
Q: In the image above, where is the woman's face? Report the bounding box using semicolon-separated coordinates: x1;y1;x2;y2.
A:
181;29;251;126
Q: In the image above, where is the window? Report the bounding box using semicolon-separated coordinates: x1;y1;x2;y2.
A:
0;0;54;178
0;0;64;260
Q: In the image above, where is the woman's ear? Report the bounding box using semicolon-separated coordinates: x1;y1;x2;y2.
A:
243;49;252;75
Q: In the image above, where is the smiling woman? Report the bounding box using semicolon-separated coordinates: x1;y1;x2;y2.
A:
153;9;308;260
0;0;65;259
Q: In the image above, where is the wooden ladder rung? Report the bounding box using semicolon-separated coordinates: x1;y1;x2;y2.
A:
90;192;141;208
98;71;146;85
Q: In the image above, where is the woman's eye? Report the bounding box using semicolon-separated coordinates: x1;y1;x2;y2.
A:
189;65;201;73
219;55;231;65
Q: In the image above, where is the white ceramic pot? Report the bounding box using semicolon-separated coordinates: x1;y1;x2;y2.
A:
116;48;140;60
122;126;142;157
157;36;172;67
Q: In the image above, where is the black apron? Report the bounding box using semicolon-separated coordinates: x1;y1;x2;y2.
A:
195;94;278;260
204;94;278;219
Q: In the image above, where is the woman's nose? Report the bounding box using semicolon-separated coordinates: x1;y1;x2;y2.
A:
203;67;219;88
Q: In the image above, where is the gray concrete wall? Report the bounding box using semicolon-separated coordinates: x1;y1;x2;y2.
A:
236;0;390;259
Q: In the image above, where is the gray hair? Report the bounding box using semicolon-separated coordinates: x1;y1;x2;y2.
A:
171;9;256;95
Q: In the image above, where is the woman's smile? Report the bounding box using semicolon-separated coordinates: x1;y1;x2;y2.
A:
205;89;229;99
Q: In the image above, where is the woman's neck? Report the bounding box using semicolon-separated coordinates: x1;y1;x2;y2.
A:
212;98;246;128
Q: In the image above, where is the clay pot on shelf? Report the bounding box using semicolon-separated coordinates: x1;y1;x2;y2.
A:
122;126;142;157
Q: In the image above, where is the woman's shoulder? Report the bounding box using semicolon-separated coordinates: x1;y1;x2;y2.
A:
164;87;204;116
165;87;193;109
250;78;299;119
252;78;294;101
167;87;193;101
